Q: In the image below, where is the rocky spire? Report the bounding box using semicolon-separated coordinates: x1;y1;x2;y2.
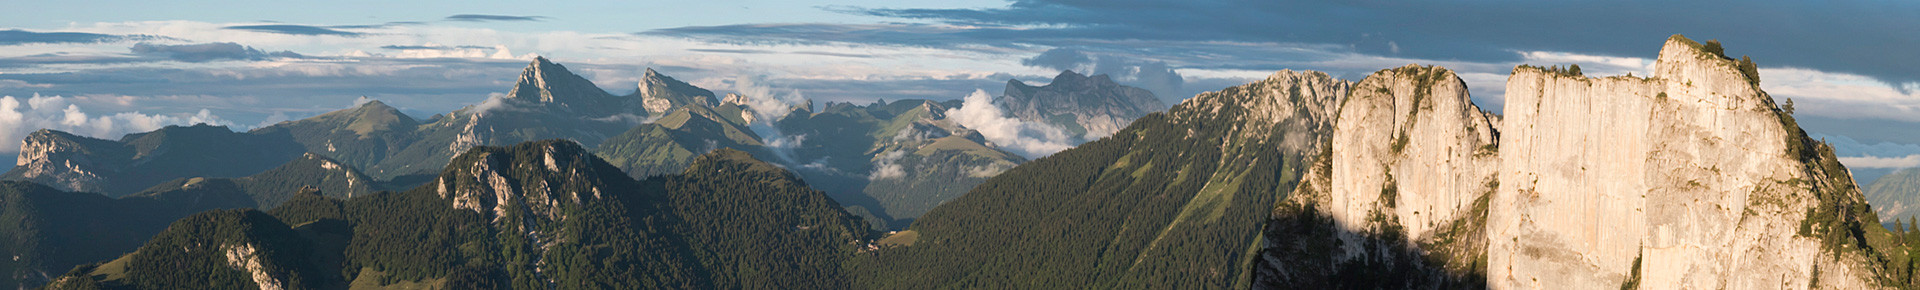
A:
633;68;718;115
505;56;612;104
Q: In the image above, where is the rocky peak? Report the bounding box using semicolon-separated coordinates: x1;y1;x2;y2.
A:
722;93;748;106
1030;70;1099;91
634;68;718;115
1180;70;1349;130
435;140;626;223
506;56;613;104
999;70;1167;139
9;129;114;192
1652;35;1765;107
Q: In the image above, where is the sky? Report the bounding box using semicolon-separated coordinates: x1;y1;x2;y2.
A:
4;0;1920;180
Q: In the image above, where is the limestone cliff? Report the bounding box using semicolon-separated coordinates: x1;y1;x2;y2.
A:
1256;65;1498;287
1488;35;1882;289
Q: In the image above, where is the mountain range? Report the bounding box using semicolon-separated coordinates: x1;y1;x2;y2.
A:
7;35;1917;289
44;141;869;289
3;57;1155;231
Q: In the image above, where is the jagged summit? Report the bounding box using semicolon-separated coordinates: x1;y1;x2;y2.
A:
506;56;614;104
434;139;629;222
1050;70;1119;90
999;70;1166;139
635;67;718;115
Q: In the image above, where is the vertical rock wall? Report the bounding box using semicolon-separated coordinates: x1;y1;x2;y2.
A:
1488;35;1877;289
1325;65;1501;240
1257;65;1499;288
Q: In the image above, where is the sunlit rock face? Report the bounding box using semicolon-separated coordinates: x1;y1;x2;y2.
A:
1255;65;1497;288
1322;64;1500;242
1488;35;1877;289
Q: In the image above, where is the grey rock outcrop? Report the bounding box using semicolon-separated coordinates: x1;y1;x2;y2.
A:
999;71;1166;139
634;68;718;115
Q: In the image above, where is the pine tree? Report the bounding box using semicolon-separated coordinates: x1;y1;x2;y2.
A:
1900;220;1909;237
1908;217;1919;241
1704;40;1727;59
1738;55;1761;86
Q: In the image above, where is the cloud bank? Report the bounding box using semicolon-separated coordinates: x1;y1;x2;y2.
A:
0;94;233;154
868;150;907;180
221;24;363;36
946;89;1074;158
1840;155;1920;169
445;14;548;22
0;29;171;45
731;75;810;122
1817;133;1920;169
131;42;303;62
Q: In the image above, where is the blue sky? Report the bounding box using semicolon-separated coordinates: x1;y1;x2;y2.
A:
4;0;1920;176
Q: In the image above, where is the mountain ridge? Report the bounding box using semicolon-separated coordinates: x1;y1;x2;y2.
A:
1000;70;1166;139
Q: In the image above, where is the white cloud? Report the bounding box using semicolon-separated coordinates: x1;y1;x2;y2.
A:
587;113;657;125
382;45;525;60
1518;51;1656;76
253;111;290;128
1817;133;1920;158
468;92;512;115
946;89;1075;158
1816;133;1920;170
868;150;907;180
966;162;1014;178
1762;67;1920;122
0;94;233;154
759;131;806;164
731;74;810;123
0;80;51;89
1839;155;1920;169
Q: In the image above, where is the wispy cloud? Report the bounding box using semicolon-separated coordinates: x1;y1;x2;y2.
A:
132;42;303;62
380;44;492;50
222;24;363;36
327;21;426;29
1840;155;1920;169
0;29;172;45
445;14;547;22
